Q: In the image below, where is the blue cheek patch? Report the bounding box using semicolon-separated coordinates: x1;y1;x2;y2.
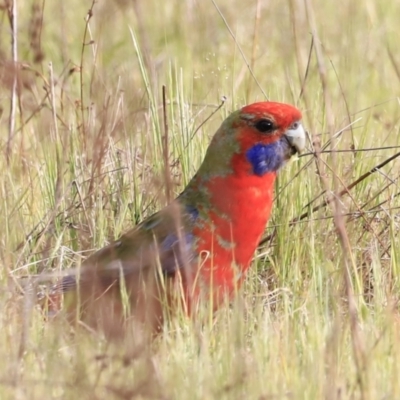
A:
245;141;286;176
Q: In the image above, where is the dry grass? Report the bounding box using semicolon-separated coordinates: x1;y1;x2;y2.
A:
1;0;400;398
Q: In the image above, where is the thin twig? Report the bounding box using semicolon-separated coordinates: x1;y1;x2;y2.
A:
162;85;172;204
261;205;400;230
317;153;391;258
386;44;400;82
188;96;227;144
298;37;314;103
6;0;18;165
211;0;267;99
246;0;262;99
299;145;400;155
260;149;400;246
79;0;96;137
329;57;355;154
132;0;156;90
304;1;368;398
276;118;361;201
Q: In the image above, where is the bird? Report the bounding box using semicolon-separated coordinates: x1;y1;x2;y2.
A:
50;101;306;337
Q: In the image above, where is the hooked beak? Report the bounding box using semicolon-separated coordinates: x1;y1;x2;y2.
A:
284;121;306;155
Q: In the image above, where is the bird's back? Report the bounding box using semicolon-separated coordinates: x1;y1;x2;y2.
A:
60;200;197;336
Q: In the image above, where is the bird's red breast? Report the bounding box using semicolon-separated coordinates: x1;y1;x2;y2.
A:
192;172;274;299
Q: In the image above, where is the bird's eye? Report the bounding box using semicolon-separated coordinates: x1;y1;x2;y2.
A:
254;119;275;133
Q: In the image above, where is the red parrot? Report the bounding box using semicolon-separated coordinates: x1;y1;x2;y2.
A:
53;101;306;335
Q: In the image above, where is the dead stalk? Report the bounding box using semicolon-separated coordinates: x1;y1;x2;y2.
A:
6;0;18;164
79;0;96;138
304;0;368;398
246;0;262;100
162;85;172;204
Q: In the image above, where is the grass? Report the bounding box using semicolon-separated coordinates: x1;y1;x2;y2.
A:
1;0;400;398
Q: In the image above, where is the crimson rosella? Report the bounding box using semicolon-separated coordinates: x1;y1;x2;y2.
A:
54;101;306;335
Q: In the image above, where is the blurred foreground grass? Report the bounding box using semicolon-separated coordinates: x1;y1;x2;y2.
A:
0;0;400;398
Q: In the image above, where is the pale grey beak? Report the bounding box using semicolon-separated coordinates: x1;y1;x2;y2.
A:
285;121;306;154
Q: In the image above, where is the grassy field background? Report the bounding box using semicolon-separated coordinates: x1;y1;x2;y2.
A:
1;0;400;398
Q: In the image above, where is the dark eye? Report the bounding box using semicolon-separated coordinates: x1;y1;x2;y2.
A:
254;119;275;133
